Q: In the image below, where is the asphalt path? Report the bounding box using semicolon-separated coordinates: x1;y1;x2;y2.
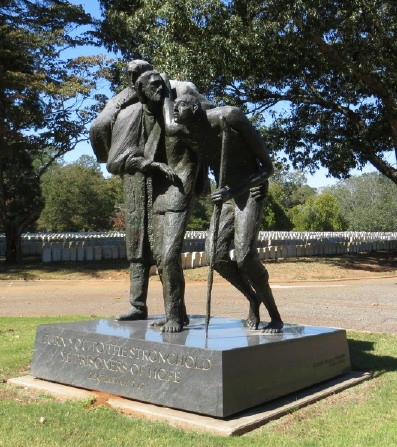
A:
1;277;396;333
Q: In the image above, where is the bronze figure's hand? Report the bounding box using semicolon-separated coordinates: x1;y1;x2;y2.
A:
250;180;269;201
152;162;178;182
211;187;232;204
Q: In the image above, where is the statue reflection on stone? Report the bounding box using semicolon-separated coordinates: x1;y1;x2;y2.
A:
90;60;283;333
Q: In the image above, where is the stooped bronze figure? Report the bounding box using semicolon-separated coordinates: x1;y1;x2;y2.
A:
172;94;283;333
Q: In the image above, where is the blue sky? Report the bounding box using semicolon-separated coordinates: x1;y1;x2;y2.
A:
66;0;377;189
63;0;110;170
70;0;102;18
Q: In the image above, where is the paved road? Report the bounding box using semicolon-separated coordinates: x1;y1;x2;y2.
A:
1;277;396;333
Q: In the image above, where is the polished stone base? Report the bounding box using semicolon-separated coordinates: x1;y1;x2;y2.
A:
31;316;351;417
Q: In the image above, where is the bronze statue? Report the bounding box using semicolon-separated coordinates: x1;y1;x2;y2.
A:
90;60;156;323
137;70;206;332
90;60;281;333
172;94;283;333
90;60;153;164
90;64;208;332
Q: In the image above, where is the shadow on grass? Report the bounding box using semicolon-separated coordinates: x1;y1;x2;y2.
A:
0;257;130;280
265;250;397;274
328;250;397;274
348;337;397;375
1;251;396;280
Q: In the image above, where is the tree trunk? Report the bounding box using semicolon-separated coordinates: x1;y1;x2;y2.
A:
4;224;23;264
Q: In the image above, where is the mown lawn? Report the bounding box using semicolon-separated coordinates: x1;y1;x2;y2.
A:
1;317;397;446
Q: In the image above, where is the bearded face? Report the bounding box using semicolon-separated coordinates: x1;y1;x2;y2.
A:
142;74;164;104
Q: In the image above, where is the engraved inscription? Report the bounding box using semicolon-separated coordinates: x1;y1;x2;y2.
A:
41;332;212;387
313;354;346;369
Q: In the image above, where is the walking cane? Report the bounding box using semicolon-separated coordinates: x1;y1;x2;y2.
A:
205;116;230;337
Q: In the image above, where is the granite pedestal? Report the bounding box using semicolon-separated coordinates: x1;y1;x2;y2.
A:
31;316;351;418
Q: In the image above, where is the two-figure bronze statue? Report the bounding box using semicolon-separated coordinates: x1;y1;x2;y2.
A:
90;60;283;335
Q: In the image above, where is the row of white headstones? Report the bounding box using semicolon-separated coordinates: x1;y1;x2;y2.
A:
1;231;396;267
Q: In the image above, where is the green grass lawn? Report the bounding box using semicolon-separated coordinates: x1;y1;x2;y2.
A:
1;317;397;446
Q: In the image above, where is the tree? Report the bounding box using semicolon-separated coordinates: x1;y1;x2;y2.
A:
38;157;121;232
261;187;293;231
327;173;397;231
260;166;316;230
0;0;108;263
269;166;316;210
97;0;397;186
290;192;347;231
187;194;213;230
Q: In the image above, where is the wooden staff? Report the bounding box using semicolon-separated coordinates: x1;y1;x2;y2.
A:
205;116;230;337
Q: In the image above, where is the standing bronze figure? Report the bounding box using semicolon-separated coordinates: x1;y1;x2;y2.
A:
90;64;209;332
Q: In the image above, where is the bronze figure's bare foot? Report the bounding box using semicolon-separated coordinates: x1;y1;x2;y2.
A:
160;320;183;333
246;316;260;330
151;314;189;328
246;302;260;329
115;307;148;321
261;320;283;334
150;318;167;327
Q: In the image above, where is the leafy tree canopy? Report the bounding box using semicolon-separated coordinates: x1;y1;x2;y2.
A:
38;156;121;232
261;188;293;231
290;192;347;231
97;0;397;186
270;165;316;210
260;166;316;230
0;0;110;262
187;194;213;231
326;172;397;231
